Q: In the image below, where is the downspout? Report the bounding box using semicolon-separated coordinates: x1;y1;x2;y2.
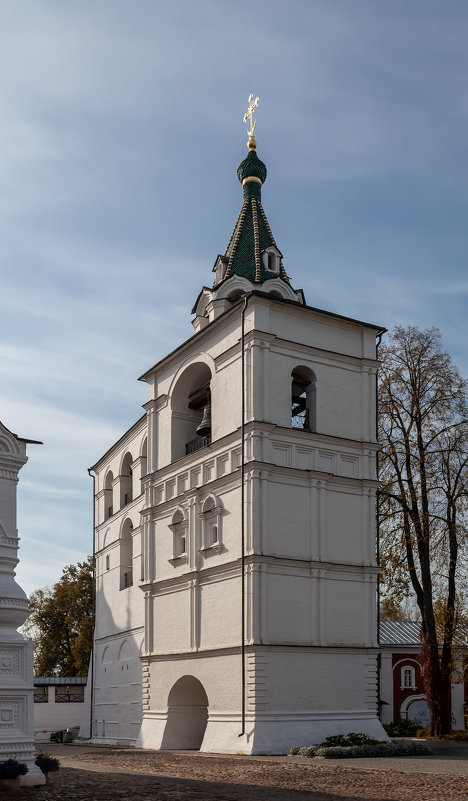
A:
87;468;96;740
239;294;249;737
375;331;384;717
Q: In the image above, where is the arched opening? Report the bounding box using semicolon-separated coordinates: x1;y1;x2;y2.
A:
161;675;208;750
291;366;316;432
120;452;133;508
200;495;222;552
104;471;114;520
405;696;430;727
401;666;416;689
171;363;212;461
141;437;148;477
169;509;188;562
227;289;245;304
120;518;133;589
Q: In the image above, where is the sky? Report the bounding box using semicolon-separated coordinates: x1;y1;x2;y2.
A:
1;1;467;596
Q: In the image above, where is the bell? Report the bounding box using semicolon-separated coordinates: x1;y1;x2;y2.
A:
196;403;211;437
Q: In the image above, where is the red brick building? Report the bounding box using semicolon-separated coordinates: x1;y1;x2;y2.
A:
379;621;468;729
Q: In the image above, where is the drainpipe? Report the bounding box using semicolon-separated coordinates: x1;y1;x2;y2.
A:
87;468;96;740
375;331;384;717
239;294;249;737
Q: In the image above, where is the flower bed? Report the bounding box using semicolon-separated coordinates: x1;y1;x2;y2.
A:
290;732;432;759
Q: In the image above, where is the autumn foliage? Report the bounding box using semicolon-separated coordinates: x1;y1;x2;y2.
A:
25;557;94;677
379;326;468;735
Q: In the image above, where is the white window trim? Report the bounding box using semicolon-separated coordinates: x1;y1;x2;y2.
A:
401;665;416;690
261;246;280;274
198;498;223;556
169;514;189;565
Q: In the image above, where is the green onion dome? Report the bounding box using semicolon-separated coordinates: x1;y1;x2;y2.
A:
236;149;267;185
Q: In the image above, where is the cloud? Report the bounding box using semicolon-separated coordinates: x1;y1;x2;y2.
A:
2;0;467;598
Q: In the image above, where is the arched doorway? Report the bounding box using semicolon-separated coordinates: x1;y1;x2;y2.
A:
406;697;430;727
160;676;208;750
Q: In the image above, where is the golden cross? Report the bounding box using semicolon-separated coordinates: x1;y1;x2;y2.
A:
243;94;259;137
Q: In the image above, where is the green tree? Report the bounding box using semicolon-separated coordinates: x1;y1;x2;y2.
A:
25;557;94;677
379;326;468;735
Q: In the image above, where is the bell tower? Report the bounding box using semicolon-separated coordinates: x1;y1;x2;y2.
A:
133;97;388;753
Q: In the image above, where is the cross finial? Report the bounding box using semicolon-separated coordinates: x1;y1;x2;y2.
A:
243;94;259;149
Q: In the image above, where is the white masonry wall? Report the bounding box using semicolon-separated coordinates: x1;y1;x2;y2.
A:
92;417;147;745
134;293;386;753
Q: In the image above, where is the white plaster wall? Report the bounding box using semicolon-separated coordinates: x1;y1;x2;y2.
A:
265;303;378;361
92;632;143;744
146;653;242;713
262;649;378;712
34;687;86;742
451;683;465;730
92;419;148;744
94;292;384;751
153;589;191;652
198;577;241;649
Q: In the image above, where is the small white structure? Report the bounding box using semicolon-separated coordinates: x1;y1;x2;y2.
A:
33;677;87;742
0;422;44;785
90;129;388;753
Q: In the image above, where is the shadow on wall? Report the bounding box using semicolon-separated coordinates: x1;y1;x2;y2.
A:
161;675;208;750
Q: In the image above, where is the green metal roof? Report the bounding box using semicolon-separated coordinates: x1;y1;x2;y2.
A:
218;149;290;286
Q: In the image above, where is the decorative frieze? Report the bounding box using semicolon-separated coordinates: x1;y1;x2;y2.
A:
0;650;19;675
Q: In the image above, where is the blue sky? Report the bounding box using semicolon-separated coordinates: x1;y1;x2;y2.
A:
2;1;467;596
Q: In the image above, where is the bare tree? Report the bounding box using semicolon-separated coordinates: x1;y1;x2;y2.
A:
379;326;468;735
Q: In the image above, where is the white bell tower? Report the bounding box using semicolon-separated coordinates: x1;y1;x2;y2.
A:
134;98;388;753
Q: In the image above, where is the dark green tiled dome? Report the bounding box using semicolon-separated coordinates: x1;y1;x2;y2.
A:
217;148;289;286
237;150;267;184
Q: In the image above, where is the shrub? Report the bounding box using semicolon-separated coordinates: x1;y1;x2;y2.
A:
321;733;382;747
289;740;432;759
383;719;420;737
0;759;28;779
35;753;60;774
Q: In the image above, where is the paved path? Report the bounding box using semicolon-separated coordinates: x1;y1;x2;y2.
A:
46;739;468;776
25;742;468;801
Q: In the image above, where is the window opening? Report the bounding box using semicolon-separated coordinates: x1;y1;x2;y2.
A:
120;519;133;589
120;454;133;508
186;385;211;455
291;368;316;432
402;666;415;689
169;510;188;564
104;471;114;521
291;378;309;430
199;496;222;554
55;685;85;703
34;686;48;703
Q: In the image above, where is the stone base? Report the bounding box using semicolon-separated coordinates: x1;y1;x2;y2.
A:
20;765;46;786
137;708;388;755
89;737;137;747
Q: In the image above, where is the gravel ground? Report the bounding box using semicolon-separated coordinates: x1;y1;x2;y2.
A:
15;746;468;801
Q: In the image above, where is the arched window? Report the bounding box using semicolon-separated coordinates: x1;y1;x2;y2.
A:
291;366;316;432
120;518;133;590
227;289;245;304
120;452;133;508
199;495;223;555
104;471;114;520
141;437;148;477
262;246;281;274
170;363;212;461
169;509;188;564
401;666;416;690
